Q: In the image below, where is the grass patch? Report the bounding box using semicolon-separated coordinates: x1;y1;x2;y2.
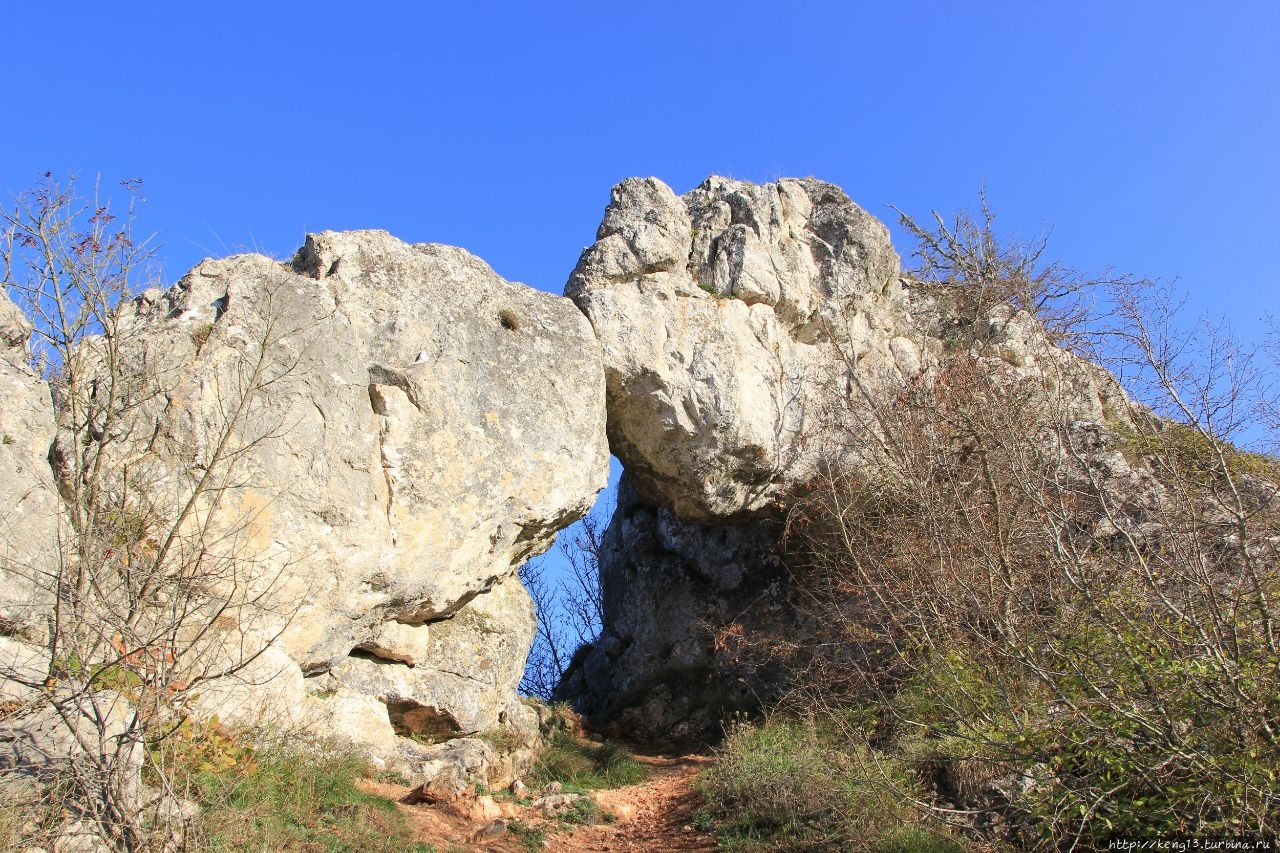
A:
529;729;648;792
477;725;520;752
872;826;965;853
498;308;521;331
507;820;547;852
189;744;435;853
697;717;959;852
559;795;607;826
0;786;36;851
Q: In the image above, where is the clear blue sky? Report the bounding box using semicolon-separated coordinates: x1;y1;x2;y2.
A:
5;2;1275;322
4;1;1276;574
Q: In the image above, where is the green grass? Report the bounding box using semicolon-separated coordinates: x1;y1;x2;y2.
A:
872;827;965;853
558;795;609;826
528;729;648;792
190;745;436;853
507;820;547;852
697;718;962;852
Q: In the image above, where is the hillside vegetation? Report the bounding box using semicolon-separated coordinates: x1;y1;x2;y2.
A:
693;203;1280;849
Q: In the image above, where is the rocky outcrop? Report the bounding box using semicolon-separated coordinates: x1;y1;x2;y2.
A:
556;475;793;747
561;177;932;741
1;174;1148;775
561;176;1140;742
116;230;607;771
566;176;917;523
2;231;609;784
105;231;608;670
0;291;59;641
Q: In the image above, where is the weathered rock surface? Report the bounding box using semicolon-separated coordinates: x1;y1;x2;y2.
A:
556;475;793;747
309;571;536;744
0;688;138;786
566;176;917;523
0;290;59;641
24;230;608;773
104;230;607;667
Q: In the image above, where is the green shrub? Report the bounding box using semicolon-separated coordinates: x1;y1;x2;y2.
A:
560;795;604;826
697;718;947;851
507;820;547;852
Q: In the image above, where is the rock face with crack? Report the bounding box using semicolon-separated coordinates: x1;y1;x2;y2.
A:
561;176;1138;743
6;230;608;779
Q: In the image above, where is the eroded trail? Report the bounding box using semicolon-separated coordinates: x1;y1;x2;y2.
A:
363;753;718;853
549;754;716;853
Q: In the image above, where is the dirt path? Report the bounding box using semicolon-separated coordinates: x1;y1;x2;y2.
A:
548;754;717;853
362;753;718;853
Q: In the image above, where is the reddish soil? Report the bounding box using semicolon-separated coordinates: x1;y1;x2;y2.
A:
360;753;719;853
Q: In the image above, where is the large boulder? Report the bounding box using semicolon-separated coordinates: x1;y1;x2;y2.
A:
566;176;919;523
44;231;609;768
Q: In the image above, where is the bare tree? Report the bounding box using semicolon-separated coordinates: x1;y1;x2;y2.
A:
893;188;1122;351
0;174;311;851
519;511;606;701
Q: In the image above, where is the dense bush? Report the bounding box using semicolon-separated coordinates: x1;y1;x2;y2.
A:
696;717;961;851
785;348;1280;844
770;207;1280;847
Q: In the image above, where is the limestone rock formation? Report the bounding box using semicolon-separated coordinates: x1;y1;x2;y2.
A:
561;176;1141;743
556;475;793;747
566;176;918;523
0;290;59;641
107;231;607;667
312;572;535;740
11;230;608;779
139;230;602;768
1;174;1149;780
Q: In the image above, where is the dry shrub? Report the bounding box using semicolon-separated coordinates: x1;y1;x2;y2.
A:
787;338;1280;846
